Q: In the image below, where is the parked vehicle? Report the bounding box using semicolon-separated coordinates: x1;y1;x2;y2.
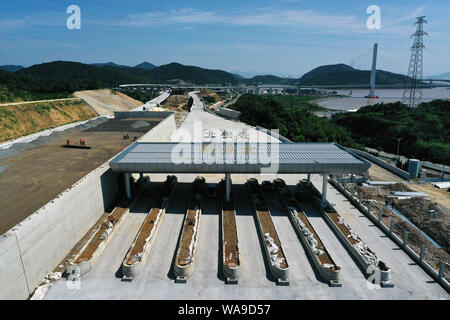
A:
206;183;217;198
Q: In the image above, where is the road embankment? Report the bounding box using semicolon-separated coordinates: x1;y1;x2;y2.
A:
0;99;97;142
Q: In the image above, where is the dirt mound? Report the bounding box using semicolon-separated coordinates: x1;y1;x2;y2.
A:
162;95;189;111
74;89;142;115
390;197;449;254
384;183;413;192
198;89;221;102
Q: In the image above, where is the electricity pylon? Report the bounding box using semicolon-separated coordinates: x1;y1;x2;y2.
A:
402;16;428;107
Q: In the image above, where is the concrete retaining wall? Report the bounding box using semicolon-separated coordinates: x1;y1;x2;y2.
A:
0;234;30;299
329;177;450;293
0;163;121;300
255;126;292;143
114;111;173;120
138;113;176;143
213;106;241;120
346;148;410;180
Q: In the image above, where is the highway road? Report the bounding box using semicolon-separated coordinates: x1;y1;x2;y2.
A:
132;91;171;111
172;91;278;143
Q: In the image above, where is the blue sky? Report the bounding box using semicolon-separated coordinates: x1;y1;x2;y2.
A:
0;0;448;77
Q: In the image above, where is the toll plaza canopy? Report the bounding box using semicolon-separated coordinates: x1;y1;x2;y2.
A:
110;142;370;175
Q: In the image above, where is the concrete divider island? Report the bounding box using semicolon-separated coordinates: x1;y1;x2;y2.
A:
67;198;134;278
273;178;341;286
174;177;205;282
122;176;177;280
300;180;393;287
221;195;240;284
247;178;289;285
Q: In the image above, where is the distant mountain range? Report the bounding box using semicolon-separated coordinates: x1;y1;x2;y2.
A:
90;62;130;69
426;72;450;80
133;61;157;70
0;65;24;72
298;63;411;85
91;61;157;70
243;74;297;85
1;61;413;98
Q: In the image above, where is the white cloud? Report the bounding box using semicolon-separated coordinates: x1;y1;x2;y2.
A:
0;18;27;30
116;8;365;33
112;7;436;37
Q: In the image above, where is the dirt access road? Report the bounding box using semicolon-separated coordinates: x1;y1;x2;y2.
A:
368;161;450;210
0;118;161;235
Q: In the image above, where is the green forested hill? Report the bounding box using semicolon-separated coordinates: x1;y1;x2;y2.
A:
17;61;143;90
229;94;362;148
0;70;70;102
299;64;354;83
17;61;240;86
145;62;239;84
0;65;24;72
243;75;297;85
332;100;450;164
299;64;410;85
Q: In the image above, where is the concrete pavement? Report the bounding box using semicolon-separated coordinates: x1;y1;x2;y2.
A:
44;173;449;299
43;91;449;299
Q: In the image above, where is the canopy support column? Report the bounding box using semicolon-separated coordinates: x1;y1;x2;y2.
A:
124;173;131;199
322;174;328;206
225;173;231;201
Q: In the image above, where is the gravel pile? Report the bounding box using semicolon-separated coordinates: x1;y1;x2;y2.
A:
131;120;150;129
